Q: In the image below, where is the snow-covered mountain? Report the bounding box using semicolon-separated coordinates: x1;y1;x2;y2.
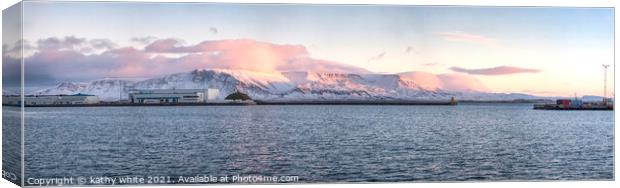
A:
32;69;542;101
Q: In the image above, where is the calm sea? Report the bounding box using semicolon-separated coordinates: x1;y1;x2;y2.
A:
14;104;614;184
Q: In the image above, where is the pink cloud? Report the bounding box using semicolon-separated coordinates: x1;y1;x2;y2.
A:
144;38;369;74
450;66;541;75
144;38;183;52
19;37;370;83
398;71;489;92
435;31;496;45
437;73;489;92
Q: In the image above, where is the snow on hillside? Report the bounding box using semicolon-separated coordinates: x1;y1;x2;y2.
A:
34;80;136;101
32;69;542;101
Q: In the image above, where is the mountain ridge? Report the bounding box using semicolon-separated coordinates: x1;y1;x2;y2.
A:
33;69;543;101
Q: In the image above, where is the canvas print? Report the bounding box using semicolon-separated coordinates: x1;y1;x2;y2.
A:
1;1;614;186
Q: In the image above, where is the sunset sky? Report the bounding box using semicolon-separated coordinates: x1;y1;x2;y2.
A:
5;2;614;97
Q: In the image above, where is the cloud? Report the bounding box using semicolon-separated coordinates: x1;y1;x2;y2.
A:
209;27;218;34
35;36;117;54
144;38;186;53
450;66;541;75
130;36;157;45
12;36;370;84
367;52;386;62
89;39;116;50
2;40;35;58
435;31;495;45
398;71;489;92
438;73;489;92
37;36;86;50
154;38;369;73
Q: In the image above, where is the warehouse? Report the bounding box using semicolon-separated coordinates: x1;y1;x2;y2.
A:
2;93;101;105
128;89;219;104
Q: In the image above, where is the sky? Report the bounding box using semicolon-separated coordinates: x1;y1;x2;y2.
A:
3;1;614;97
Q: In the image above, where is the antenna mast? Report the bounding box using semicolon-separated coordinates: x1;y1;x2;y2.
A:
602;64;610;103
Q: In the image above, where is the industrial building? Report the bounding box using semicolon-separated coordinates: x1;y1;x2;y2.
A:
128;89;219;104
2;93;101;105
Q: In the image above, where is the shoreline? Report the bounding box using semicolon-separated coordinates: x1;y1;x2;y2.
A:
3;100;458;107
255;100;455;105
2;99;582;108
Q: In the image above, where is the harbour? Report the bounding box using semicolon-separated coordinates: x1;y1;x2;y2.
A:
17;104;613;183
533;98;613;111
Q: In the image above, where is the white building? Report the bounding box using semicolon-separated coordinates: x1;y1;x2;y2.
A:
2;93;101;105
128;89;219;104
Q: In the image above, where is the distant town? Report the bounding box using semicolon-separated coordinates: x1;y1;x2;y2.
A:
0;88;613;110
1;88;470;107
